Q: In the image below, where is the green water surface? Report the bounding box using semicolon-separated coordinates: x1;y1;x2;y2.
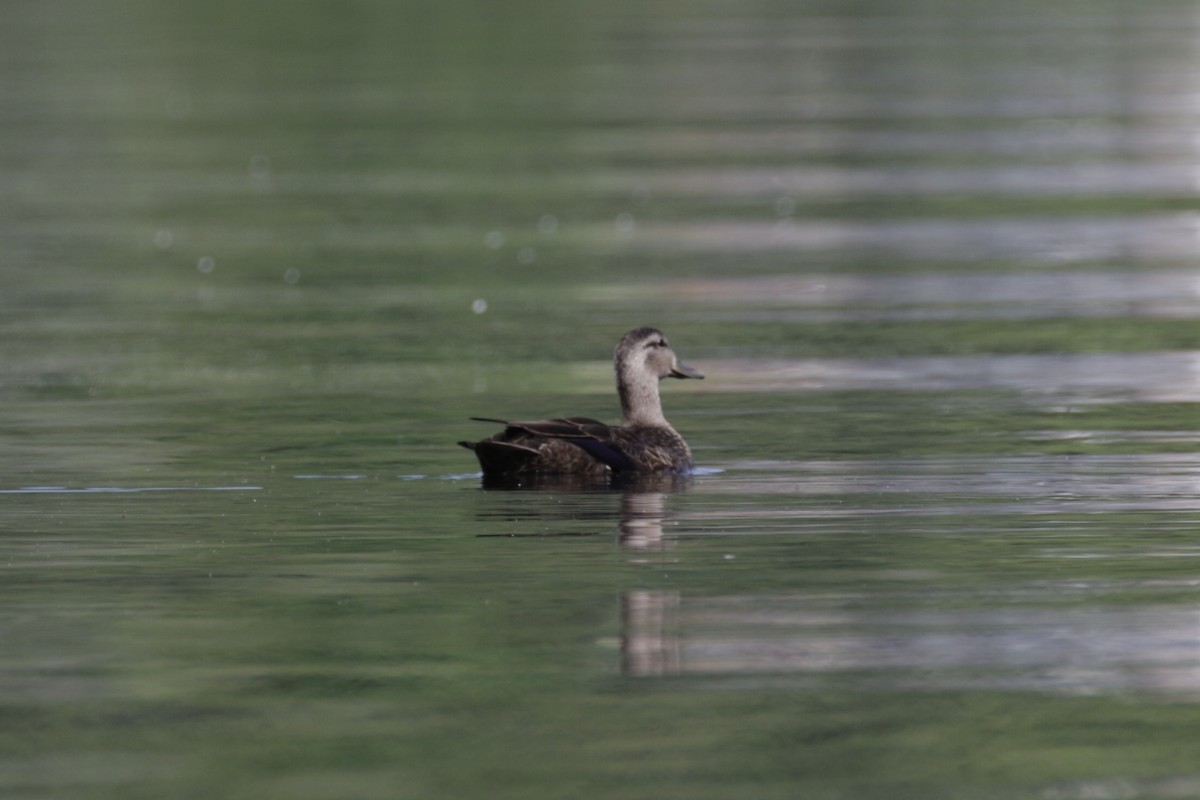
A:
5;1;1200;798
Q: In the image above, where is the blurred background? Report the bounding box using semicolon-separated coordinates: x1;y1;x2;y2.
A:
6;1;1200;798
8;0;1200;482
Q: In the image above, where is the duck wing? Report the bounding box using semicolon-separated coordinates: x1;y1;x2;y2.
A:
468;416;635;472
471;416;607;438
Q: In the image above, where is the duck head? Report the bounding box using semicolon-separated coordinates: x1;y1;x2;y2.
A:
616;327;705;382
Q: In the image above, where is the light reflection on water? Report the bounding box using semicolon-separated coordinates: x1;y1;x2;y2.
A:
585;164;1200;199
683;455;1200;522
595;213;1200;263
698;455;1200;502
579;123;1200;161
636;268;1200;320
699;351;1200;402
476;453;1200;694
622;590;1200;695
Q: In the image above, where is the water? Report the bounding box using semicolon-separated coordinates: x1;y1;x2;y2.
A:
6;0;1200;797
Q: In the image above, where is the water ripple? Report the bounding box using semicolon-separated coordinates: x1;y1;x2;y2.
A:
0;485;262;494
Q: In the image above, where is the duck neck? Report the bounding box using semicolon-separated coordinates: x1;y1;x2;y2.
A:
617;363;669;428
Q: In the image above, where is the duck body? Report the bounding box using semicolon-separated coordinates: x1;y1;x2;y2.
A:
463;415;693;475
458;328;703;478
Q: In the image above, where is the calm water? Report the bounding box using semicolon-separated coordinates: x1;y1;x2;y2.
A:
6;0;1200;797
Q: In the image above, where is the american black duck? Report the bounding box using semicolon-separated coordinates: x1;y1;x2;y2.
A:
459;327;704;478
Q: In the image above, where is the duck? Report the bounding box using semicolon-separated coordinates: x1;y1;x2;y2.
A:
459;327;704;478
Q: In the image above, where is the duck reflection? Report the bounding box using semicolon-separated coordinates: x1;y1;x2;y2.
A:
621;590;681;676
472;472;690;674
478;471;690;551
617;490;668;551
479;470;693;494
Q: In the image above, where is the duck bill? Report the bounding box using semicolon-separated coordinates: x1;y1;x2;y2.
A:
669;361;705;380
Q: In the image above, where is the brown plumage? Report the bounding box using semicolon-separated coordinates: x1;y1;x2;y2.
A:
458;327;704;478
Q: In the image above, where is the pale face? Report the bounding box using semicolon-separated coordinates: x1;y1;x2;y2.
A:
640;332;675;378
624;330;704;381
